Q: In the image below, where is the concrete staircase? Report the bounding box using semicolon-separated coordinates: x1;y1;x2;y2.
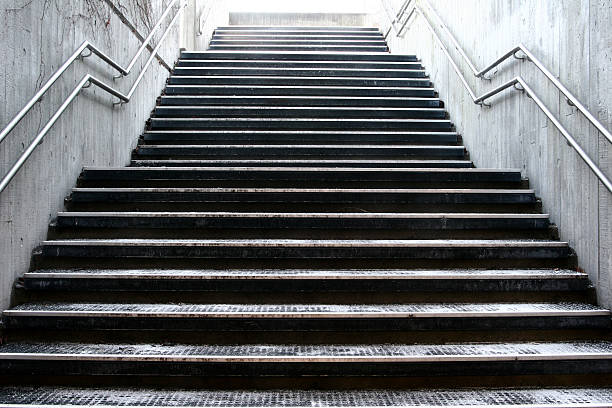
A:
1;26;611;407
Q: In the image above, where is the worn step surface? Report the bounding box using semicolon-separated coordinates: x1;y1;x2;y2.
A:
172;67;426;78
152;106;445;119
180;51;419;61
164;85;436;97
175;59;423;69
134;144;460;156
167;76;429;87
4;302;609;332
130;159;473;168
79;168;517;182
158;96;442;108
141;130;457;144
2;386;612;408
38;239;569;259
53;212;548;230
67;188;536;205
1;341;612;378
20;268;591;292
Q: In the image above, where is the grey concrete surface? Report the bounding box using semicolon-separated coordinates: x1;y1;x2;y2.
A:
228;13;369;27
380;0;612;307
0;0;181;310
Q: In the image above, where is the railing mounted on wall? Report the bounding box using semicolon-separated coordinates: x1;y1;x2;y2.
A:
0;0;186;194
381;0;612;193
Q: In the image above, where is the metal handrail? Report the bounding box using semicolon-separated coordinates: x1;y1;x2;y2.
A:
197;1;214;36
0;2;185;193
0;0;180;148
381;0;612;193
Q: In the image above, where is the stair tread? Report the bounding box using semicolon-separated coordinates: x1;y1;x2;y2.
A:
165;85;435;90
6;302;607;317
132;159;472;168
82;167;508;172
149;119;450;123
1;386;612;407
41;239;566;247
57;212;544;218
23;268;587;280
154;106;442;111
174;67;418;72
71;187;531;192
1;341;612;360
170;75;428;81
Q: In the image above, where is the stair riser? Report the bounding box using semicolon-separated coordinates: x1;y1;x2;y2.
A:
148;121;451;132
158;97;442;108
48;227;556;241
79;169;518;183
152;108;446;119
134;147;461;157
76;182;527;191
53;217;548;231
5;316;608;332
141;133;457;144
211;36;386;40
175;60;423;69
39;245;569;260
21;278;589;293
167;77;430;87
172;69;427;78
164;86;436;97
208;41;389;46
180;52;418;61
2;360;612;378
68;191;535;205
130;160;473;168
207;46;389;52
31;255;574;271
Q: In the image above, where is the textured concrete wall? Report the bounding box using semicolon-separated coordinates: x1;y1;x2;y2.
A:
0;0;181;310
380;0;612;307
228;13;369;27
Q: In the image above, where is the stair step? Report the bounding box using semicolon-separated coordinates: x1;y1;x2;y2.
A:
207;46;389;52
134;144;461;157
175;59;423;69
164;85;436;97
208;40;388;46
215;26;381;31
4;302;608;331
148;119;452;131
172;67;426;78
79;168;519;182
167;76;429;87
130;159;473;168
158;96;442;108
180;51;418;62
1;341;612;377
152;107;445;119
2;386;612;408
21;268;590;292
54;212;548;230
213;30;382;36
38;239;569;259
141;130;457;144
68;188;536;204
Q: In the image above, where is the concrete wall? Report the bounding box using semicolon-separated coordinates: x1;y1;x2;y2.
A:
0;0;181;310
380;0;612;307
180;0;230;51
228;13;369;27
181;0;383;51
